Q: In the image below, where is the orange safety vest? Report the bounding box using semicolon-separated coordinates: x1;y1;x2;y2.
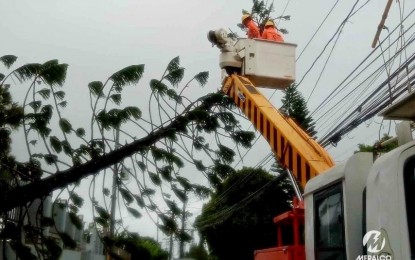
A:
246;20;260;39
261;26;284;42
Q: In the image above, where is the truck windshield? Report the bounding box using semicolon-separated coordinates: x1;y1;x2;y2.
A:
314;183;345;260
404;156;415;259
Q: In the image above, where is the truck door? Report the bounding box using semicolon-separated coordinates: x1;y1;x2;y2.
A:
314;183;346;260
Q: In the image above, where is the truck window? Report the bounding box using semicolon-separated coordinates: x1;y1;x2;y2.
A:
404;156;415;259
314;183;346;260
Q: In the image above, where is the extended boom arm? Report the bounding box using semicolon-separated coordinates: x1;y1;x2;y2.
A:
223;75;334;188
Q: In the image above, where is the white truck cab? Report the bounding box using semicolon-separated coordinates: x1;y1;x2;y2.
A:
304;139;415;260
304;152;373;260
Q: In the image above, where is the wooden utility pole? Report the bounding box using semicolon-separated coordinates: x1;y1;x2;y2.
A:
178;191;188;258
372;0;393;48
108;128;120;260
169;227;174;260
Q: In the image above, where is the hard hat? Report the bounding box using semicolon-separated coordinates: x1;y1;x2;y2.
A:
241;14;251;23
265;20;275;27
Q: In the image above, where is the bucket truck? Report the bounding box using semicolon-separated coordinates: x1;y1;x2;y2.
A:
207;29;415;260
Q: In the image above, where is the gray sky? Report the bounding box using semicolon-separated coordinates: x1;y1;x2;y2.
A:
2;0;414;252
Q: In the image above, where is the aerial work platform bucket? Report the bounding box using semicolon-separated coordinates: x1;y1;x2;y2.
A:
219;39;297;90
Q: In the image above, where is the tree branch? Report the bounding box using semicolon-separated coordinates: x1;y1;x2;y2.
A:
0;93;224;213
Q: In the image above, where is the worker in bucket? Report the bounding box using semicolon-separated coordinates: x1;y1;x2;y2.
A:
241;14;260;39
261;20;284;42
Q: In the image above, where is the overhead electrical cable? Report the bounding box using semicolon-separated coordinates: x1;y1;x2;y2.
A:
310;6;415;118
306;26;344;103
319;56;415;146
296;0;362;88
319;58;415;144
315;28;415;138
196;174;284;229
296;0;341;61
213;152;274;207
312;23;415;134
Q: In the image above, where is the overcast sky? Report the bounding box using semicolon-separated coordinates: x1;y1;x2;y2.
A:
2;0;414;252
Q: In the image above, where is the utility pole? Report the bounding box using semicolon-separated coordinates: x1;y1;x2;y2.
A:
167;210;176;260
169;228;174;260
156;216;159;243
178;191;188;258
371;0;393;48
108;128;120;259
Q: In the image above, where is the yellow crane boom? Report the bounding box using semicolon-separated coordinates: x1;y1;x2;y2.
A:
222;74;334;187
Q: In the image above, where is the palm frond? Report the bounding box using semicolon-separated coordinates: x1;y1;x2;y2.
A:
164;68;185;87
39;60;68;87
122;106;141;120
110;64;145;89
37;88;51;99
110;94;122;105
0;55;18;69
54;90;65;100
12;63;41;83
75;128;86;137
59;118;72;133
50;136;62;153
194;71;209;86
58;101;67;108
167;56;180;72
166;89;182;103
88;81;104;97
150;79;168;95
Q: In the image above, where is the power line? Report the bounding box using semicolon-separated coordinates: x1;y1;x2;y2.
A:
310;6;415;118
317;27;413;138
296;0;342;61
320;55;415;146
212;153;274;207
306;22;344;103
296;0;363;88
196;174;283;229
312;25;415;138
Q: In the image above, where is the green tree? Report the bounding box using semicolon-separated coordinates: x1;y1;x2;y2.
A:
195;167;293;260
0;55;254;259
356;134;398;153
185;244;209;260
271;84;317;191
115;233;168;260
281;84;316;137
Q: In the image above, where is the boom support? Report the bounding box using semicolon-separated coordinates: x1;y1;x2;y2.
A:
223;75;334;187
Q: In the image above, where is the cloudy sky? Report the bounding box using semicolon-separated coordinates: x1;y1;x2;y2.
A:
2;0;414;252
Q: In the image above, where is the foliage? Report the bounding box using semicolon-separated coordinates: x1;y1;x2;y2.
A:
185;244;210;260
236;0;290;36
195;167;293;260
115;233;168;260
356;134;398;154
0;55;255;259
281;84;317;137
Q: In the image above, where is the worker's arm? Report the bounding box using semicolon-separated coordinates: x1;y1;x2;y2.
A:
261;29;268;39
247;22;260;39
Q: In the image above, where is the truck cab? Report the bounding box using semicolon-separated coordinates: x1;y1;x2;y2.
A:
304;134;415;259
